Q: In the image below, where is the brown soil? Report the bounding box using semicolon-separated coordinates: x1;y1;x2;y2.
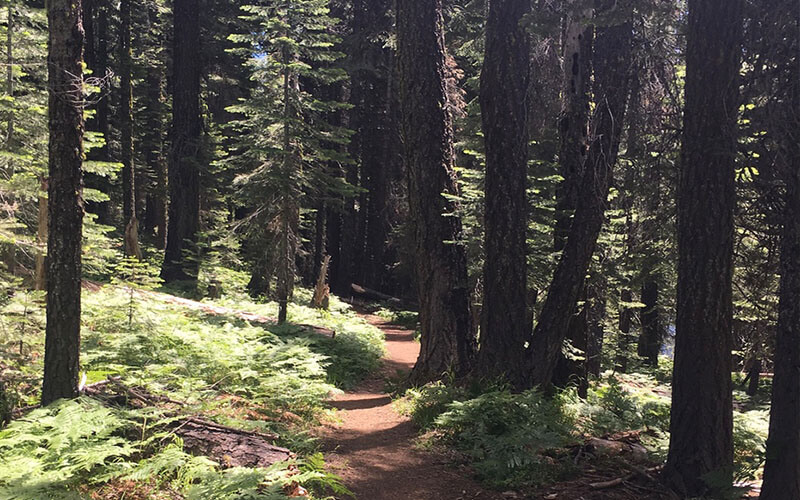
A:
320;314;502;500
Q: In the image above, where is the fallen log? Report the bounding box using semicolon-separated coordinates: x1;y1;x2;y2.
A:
176;417;291;468
350;283;406;306
84;376;292;468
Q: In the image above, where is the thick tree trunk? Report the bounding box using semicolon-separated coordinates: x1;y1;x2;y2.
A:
42;0;84;405
529;7;632;389
475;0;530;387
661;0;742;495
396;0;475;384
161;0;201;284
760;17;800;496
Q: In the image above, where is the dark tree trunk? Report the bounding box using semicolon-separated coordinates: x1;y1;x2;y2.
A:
760;14;800;496
550;6;593;391
529;7;632;389
661;0;743;495
119;0;135;250
326;203;342;294
161;0;202;284
142;10;167;249
475;0;530;387
616;288;632;373
744;358;761;397
586;273;606;378
351;0;393;291
638;278;661;366
397;0;475;384
42;0;84;405
85;0;110;223
554;4;593;251
312;202;326;284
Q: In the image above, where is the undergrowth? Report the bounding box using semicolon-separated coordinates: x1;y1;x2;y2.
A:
0;276;381;499
399;372;769;491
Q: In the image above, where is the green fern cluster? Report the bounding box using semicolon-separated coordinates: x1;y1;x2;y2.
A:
432;390;578;488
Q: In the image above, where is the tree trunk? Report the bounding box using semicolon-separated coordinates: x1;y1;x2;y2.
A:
616;288;632;373
276;50;299;325
41;0;84;405
529;6;632;389
5;0;12;147
34;176;48;291
554;2;593;251
142;4;167;249
119;0;136;255
760;12;800;495
638;278;661;366
396;0;475;384
161;0;202;284
475;0;530;387
549;3;593;391
586;273;606;378
662;0;742;495
351;0;393;291
86;0;110;223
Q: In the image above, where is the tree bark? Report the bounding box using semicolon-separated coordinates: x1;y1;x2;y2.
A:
616;288;632;373
351;0;393;291
586;273;606;378
554;2;593;252
42;0;84;405
142;3;167;249
529;5;632;389
119;0;135;241
638;278;661;366
396;0;475;384
760;9;800;495
475;0;531;387
161;0;202;284
662;0;743;495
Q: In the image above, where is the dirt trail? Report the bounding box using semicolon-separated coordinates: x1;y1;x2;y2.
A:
321;314;501;500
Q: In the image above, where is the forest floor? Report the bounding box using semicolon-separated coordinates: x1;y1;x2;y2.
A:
320;312;502;500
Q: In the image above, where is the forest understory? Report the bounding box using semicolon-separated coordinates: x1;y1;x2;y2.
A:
0;275;770;499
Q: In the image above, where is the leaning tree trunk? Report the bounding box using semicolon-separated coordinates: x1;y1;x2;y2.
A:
41;0;84;405
529;6;632;389
161;0;201;284
550;2;593;391
760;12;800;496
396;0;475;384
661;0;742;495
476;0;531;388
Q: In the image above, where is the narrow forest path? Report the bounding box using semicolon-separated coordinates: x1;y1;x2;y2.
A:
321;313;502;500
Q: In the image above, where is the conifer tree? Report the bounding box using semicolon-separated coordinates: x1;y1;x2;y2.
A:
227;0;351;323
41;0;85;405
397;0;475;383
662;0;743;494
